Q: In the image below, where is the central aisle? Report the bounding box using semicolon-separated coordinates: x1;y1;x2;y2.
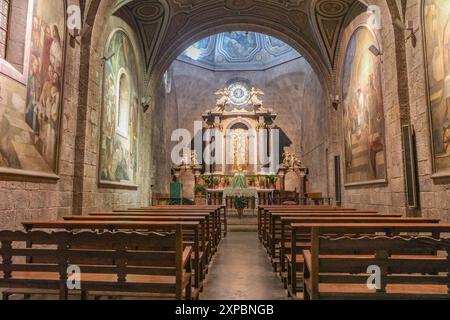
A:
201;232;288;300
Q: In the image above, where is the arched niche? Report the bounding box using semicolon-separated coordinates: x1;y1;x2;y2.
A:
99;29;140;187
222;118;258;175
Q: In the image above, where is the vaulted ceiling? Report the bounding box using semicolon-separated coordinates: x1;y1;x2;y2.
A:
178;31;301;71
112;0;368;79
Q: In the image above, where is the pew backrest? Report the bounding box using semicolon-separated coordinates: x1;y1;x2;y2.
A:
304;234;450;299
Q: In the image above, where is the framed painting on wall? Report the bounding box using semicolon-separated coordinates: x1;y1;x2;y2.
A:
98;30;139;189
0;0;66;179
422;0;450;178
342;27;387;186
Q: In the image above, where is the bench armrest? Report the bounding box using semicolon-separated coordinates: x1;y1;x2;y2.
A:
183;246;193;269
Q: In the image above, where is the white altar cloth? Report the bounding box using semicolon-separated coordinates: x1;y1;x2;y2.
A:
207;188;274;208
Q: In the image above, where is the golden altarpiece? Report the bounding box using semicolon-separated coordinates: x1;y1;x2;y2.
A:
172;82;308;207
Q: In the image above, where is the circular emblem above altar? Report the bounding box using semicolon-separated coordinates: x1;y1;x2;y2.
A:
228;82;250;106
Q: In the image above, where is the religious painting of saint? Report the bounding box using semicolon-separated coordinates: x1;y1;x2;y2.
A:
99;31;139;187
342;27;387;185
422;0;450;175
0;0;65;177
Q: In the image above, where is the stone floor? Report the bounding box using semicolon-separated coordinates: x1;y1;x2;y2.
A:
200;232;288;300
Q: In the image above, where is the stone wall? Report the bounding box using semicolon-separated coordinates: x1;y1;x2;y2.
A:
0;0;82;230
329;0;450;218
404;0;450;221
151;68;180;194
77;15;152;212
331;4;407;213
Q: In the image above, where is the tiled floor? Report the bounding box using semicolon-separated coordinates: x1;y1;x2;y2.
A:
200;232;288;300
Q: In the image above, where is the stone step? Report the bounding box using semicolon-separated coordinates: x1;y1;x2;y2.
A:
228;224;258;232
228;216;257;224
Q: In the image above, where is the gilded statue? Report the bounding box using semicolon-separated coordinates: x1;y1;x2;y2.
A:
283;151;303;168
250;87;265;110
214;88;231;112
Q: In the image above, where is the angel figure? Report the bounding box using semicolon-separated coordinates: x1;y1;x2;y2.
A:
282;151;293;167
250;87;265;110
214;88;231;112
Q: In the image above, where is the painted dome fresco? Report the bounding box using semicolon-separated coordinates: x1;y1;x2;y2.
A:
178;31;301;71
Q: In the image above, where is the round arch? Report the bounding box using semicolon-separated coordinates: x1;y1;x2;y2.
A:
151;21;331;97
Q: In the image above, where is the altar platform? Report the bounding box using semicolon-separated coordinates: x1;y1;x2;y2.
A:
206;188;274;212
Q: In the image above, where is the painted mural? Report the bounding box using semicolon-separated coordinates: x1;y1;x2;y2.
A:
342;27;386;184
99;31;139;186
222;32;258;59
423;0;450;174
0;0;65;176
180;32;300;70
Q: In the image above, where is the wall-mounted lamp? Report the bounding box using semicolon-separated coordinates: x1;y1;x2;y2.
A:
68;24;92;47
405;21;419;48
142;97;152;113
102;51;116;62
69;24;91;39
330;95;340;111
394;18;419;48
369;45;383;57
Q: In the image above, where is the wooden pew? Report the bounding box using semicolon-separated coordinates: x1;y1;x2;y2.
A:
261;207;372;244
279;217;440;296
133;205;223;227
288;222;450;298
257;205;336;240
266;211;396;269
65;215;212;268
120;207;222;248
64;215;213;280
90;211;219;254
146;205;227;237
260;207;365;245
0;228;192;300
303;234;450;300
22;221;205;294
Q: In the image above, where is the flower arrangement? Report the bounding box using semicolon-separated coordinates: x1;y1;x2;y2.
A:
259;178;266;189
195;184;207;195
268;174;278;188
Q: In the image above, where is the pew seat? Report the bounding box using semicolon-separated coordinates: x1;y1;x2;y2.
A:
303;281;450;299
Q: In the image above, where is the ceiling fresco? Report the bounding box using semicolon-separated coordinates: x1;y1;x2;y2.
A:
177;31;302;71
111;0;369;78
